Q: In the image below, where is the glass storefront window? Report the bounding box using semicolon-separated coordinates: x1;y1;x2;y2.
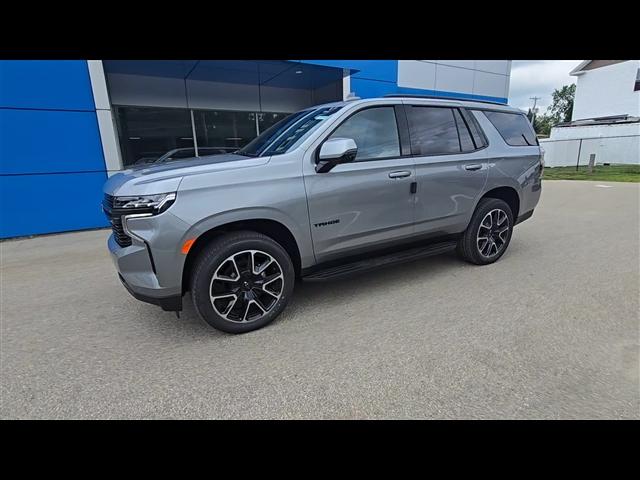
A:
193;110;258;152
114;106;194;167
114;106;296;166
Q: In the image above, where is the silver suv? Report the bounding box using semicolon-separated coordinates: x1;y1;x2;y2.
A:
103;96;543;333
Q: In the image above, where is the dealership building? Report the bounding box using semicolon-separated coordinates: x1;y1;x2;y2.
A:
0;60;512;238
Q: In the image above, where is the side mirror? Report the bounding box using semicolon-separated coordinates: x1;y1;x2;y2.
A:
316;137;358;173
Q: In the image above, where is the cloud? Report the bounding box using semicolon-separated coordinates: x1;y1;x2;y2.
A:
509;60;581;113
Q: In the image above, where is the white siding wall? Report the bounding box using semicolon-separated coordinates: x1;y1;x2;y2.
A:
397;60;512;100
572;60;640;120
540;122;640;167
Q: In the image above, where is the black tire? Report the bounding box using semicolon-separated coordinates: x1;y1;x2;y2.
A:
457;198;514;265
190;231;295;334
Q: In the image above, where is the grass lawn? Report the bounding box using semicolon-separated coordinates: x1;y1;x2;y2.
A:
544;164;640;182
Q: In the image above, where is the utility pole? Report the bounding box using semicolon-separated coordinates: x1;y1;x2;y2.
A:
529;96;541;126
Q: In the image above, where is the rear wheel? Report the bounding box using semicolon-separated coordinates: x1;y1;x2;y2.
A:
457;198;514;265
190;231;295;333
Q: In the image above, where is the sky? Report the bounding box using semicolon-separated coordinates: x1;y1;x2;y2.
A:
509;60;582;114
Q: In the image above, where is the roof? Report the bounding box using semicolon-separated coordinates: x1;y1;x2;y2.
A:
312;96;521;114
570;60;629;76
359;95;519;113
383;93;505;106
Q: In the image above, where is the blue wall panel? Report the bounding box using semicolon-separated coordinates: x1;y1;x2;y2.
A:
0;172;108;238
0;60;107;238
349;78;398;98
0;109;106;175
0;60;95;111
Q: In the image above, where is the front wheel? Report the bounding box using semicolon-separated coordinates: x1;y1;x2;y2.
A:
457;198;514;265
190;231;295;334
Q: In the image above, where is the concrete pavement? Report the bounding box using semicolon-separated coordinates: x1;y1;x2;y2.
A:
1;180;638;419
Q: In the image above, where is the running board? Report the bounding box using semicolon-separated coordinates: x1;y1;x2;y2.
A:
302;241;458;282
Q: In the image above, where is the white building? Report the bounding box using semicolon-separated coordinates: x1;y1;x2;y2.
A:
541;60;640;167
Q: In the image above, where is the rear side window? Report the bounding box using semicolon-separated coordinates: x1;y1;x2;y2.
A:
329;107;400;161
461;109;488;148
484;111;538;146
453;109;476;152
406;106;460;155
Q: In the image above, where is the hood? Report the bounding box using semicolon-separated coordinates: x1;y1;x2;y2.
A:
103;153;269;197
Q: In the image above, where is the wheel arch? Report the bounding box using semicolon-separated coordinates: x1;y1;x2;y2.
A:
479;186;521;219
181;218;303;295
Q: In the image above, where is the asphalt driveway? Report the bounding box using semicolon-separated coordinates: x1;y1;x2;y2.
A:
1;180;638;419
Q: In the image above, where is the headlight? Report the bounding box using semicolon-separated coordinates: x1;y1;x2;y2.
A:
113;192;176;214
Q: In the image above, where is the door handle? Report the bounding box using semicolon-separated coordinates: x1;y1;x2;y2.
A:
464;164;482;171
389;170;411;179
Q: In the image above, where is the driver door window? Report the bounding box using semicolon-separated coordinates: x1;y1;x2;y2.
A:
328;107;400;161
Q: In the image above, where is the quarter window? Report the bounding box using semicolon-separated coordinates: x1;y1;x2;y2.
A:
461;109;488;148
484;111;538;146
453;109;476;152
328;107;401;161
406;106;461;155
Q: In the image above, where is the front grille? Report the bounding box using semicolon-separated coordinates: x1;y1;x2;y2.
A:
103;194;132;247
102;194;153;248
111;215;132;247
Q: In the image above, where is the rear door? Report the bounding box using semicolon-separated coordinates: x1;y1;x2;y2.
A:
303;104;416;262
406;104;489;235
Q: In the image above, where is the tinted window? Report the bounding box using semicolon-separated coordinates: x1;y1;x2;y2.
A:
407;106;460;155
239;110;308;157
453;109;475;152
461;109;488;148
239;106;342;157
258;112;289;134
484;111;538;146
329;107;400;161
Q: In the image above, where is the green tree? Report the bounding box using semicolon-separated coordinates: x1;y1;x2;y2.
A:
527;107;552;136
533;114;553;136
547;84;576;124
529;83;576;136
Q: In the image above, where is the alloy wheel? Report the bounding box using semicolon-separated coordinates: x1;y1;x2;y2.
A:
209;250;284;323
477;208;510;258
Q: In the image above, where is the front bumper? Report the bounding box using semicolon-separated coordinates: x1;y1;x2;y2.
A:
108;232;184;311
118;273;183;312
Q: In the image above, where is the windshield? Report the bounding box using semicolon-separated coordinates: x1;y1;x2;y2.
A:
237;105;343;157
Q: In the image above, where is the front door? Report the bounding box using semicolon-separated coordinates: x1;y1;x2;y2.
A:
304;105;415;263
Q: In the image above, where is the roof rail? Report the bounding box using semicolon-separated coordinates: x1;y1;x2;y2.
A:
383;94;507;106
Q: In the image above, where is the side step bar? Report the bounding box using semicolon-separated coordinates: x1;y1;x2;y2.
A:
302;241;458;282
